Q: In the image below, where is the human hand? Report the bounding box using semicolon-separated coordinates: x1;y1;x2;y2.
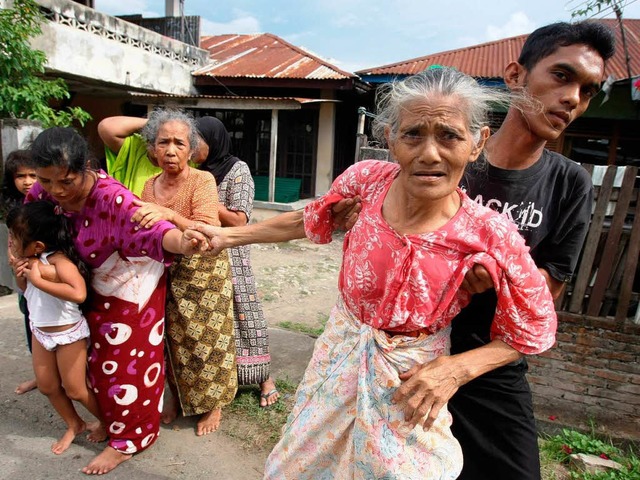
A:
392;356;461;430
38;264;59;282
331;196;362;231
131;199;174;228
180;228;209;255
460;264;494;294
24;260;43;285
11;256;30;278
190;223;228;256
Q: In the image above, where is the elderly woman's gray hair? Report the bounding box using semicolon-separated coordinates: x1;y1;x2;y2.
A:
372;66;510;145
141;108;200;151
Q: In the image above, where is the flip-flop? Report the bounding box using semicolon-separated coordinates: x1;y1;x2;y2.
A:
260;389;279;407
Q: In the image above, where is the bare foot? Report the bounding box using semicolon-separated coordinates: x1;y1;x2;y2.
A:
52;421;86;455
86;421;107;443
260;378;280;407
196;408;221;436
81;446;131;475
15;378;37;395
161;394;178;425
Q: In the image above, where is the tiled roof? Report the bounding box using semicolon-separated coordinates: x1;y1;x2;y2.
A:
357;18;640;81
195;33;356;80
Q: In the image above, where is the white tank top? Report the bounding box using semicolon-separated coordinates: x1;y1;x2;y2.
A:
24;252;84;328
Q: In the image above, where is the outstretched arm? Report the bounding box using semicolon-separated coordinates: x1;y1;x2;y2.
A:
98;116;148;154
194;210;305;255
194;196;363;254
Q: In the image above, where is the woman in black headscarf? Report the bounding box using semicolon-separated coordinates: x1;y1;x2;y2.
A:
196;116;279;407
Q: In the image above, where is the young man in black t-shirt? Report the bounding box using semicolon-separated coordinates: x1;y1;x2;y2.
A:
446;22;616;479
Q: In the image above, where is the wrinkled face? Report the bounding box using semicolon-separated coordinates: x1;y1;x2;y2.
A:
153;120;193;174
518;44;604;141
388;94;484;202
13;167;37;195
35;165;88;211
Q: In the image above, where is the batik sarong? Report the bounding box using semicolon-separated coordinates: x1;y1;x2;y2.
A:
264;298;463;479
165;251;238;416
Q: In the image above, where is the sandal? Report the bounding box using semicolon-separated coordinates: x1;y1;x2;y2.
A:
260;389;280;408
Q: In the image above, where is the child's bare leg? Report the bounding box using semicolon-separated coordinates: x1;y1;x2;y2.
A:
162;380;179;425
161;363;179;424
82;446;132;475
15;378;37;394
32;340;85;454
56;340;106;442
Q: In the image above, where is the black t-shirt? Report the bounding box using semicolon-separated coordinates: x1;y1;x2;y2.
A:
451;149;593;353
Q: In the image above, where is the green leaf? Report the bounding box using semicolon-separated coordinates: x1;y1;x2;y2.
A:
0;0;90;127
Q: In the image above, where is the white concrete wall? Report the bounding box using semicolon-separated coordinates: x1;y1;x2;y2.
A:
28;0;209;95
315;92;336;196
0;120;42;163
31;21;198;95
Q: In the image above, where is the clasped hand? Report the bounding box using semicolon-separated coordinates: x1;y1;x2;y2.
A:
392;355;462;430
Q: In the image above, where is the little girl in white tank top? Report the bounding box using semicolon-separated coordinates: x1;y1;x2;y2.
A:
7;201;106;455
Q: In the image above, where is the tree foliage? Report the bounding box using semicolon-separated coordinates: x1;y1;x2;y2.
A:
571;0;616;18
0;0;91;127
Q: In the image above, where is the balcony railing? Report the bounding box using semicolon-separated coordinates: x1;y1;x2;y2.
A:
35;0;208;67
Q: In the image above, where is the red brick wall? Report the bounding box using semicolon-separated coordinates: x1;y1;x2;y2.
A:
528;312;640;440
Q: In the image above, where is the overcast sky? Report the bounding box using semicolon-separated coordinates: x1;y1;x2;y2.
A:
94;0;640;72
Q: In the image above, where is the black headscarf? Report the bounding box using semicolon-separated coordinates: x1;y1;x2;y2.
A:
196;116;240;186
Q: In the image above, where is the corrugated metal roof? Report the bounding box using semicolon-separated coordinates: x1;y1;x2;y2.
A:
129;92;332;103
127;92;339;110
357;18;640;81
195;33;356;80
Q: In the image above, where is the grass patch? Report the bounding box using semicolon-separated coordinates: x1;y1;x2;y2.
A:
540;428;640;479
221;378;298;451
277;313;328;337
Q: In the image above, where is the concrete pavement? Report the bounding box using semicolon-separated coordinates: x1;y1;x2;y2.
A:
0;293;317;480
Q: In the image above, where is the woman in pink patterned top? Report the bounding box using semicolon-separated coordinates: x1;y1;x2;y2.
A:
25;127;206;476
196;67;557;479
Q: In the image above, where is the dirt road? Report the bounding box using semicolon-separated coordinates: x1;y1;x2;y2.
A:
0;237;342;479
250;235;343;333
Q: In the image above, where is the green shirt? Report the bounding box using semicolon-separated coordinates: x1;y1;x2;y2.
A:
105;134;161;197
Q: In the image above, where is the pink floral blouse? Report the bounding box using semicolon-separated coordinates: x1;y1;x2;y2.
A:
303;160;557;355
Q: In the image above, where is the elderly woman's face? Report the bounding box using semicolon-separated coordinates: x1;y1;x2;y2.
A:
388;95;485;202
153;120;193;174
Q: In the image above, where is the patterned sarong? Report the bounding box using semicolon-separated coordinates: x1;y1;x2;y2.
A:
165;251;238;416
264;298;463;479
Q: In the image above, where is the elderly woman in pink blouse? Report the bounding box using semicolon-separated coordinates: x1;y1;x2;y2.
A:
195;67;557;479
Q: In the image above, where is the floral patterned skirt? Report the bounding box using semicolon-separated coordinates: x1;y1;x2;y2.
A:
264;298;463;479
165;252;238;416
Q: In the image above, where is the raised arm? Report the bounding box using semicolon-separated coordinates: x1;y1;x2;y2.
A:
98;116;148;154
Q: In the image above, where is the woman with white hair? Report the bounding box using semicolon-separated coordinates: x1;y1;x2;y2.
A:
196;67;557;478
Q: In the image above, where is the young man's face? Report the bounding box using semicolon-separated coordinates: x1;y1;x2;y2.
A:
515;44;605;141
